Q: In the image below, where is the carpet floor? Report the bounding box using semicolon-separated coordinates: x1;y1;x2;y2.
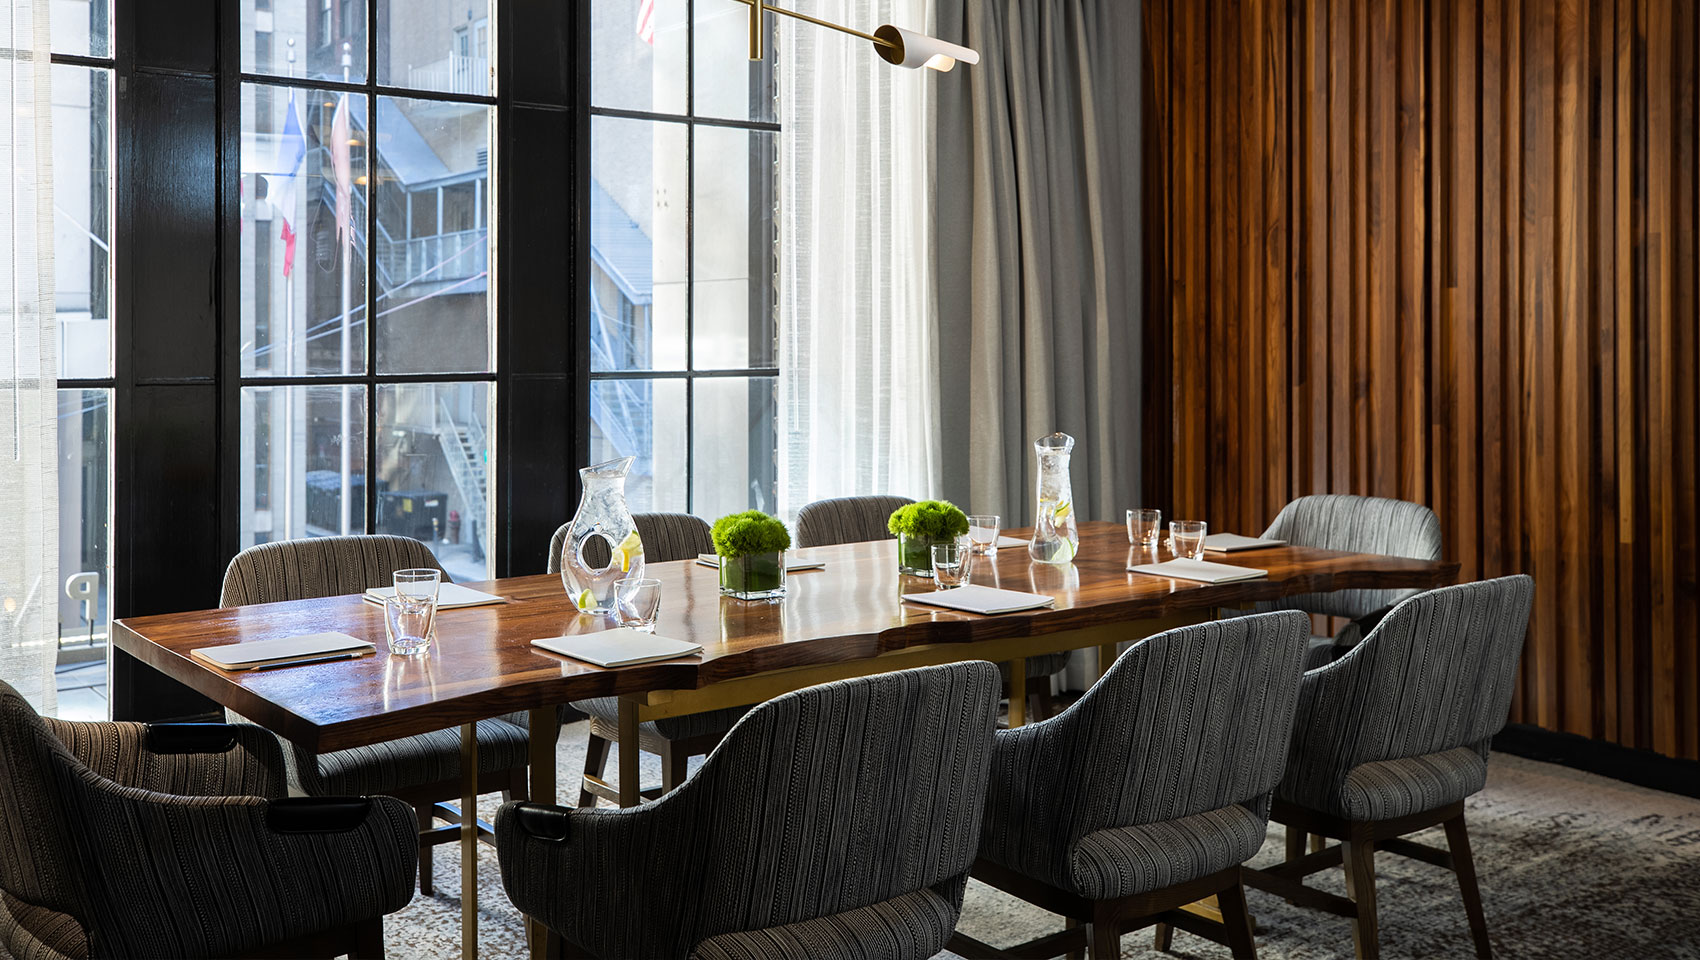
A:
383;720;1700;959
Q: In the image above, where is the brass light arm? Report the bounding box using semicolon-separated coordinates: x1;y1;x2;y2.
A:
731;0;900;59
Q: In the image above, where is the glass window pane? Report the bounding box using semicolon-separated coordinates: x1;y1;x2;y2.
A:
376;0;492;95
375;383;491;581
56;389;110;658
373;97;492;374
691;377;777;518
591;116;687;372
239;385;368;546
240;85;370;377
693;0;775;122
591;378;686;513
693;127;775;369
592;0;686;114
242;0;368;85
51;65;112;380
51;0;110;58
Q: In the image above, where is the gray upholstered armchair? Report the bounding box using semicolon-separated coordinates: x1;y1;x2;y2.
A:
1245;575;1534;959
0;679;416;959
955;612;1313;960
220;534;536;895
1257;494;1444;668
497;662;1002;960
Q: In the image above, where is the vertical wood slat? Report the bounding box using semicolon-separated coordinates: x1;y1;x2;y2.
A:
1143;0;1700;759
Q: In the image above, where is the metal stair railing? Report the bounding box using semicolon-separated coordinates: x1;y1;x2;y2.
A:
434;394;490;559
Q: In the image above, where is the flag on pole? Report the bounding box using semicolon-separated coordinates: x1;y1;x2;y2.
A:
265;91;307;277
637;0;657;45
331;94;353;254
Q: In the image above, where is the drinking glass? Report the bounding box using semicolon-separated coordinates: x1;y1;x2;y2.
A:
1127;508;1162;546
387;568;441;655
614;577;663;632
1170;520;1208;560
967;514;1001;555
931;539;967;588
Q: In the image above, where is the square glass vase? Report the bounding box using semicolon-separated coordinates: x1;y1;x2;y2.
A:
719;551;787;600
896;533;938;578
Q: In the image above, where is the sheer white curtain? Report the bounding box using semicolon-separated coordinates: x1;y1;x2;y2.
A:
0;0;57;713
776;0;941;516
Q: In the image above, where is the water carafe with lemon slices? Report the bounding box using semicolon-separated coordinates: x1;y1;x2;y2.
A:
560;456;645;614
1029;433;1079;564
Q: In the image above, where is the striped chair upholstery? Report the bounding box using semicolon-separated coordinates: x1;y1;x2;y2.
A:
794;495;1072;714
1251;575;1534;960
1257;494;1443;667
0;679;415;959
497;662;1001;960
220;535;533;894
961;613;1311;959
549;513;750;805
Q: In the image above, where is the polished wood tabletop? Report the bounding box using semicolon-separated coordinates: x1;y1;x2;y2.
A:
111;522;1458;753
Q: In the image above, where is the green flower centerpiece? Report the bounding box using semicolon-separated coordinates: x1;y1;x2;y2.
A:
712;510;792;601
887;500;970;577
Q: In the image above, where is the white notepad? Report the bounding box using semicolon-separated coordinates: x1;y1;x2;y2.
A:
995;536;1030;548
1203;532;1288;552
531;629;703;668
901;584;1057;615
694;554;826;572
363;582;505;609
191;631;375;671
1128;558;1269;584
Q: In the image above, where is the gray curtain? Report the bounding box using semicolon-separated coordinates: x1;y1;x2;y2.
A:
933;0;1143;526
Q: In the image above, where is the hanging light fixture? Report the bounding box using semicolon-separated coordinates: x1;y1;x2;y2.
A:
733;0;980;72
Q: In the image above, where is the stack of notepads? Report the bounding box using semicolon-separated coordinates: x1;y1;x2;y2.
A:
191;631;376;671
694;554;825;572
1127;557;1268;583
900;585;1056;615
361;583;506;608
532;629;703;668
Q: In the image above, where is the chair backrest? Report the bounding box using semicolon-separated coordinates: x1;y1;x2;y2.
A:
793;495;915;548
219;535;448;607
0;679;94;927
978;613;1311;883
1259;494;1443;620
568;661;1000;957
546;512;714;573
1285;575;1534;787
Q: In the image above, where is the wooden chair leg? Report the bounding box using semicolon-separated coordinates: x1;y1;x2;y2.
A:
1341;830;1380;959
661;743;688;793
414;804;435;896
507;767;529;804
1153;917;1173;952
1285;823;1305;863
1087;902;1121;960
1035;683;1057;722
1309;832;1324;854
350;917;385;959
1066;917;1085;960
578;734;610;809
1444;813;1493;959
1218;879;1258;960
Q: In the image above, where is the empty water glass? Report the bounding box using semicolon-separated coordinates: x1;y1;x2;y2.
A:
1127;508;1162;546
614;577;663;632
1170;520;1208;560
387;568;441;656
931;540;967;588
967;514;1001;554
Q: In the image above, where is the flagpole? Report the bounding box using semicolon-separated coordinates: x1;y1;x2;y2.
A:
338;41;352;536
282;38;296;541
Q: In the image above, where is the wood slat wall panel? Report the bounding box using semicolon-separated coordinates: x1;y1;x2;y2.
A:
1143;0;1700;758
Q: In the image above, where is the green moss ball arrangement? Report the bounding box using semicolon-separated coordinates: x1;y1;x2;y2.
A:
887;500;970;540
711;510;792;558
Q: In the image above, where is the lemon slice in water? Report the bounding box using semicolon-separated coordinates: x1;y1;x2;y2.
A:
613;530;644;572
574;588;597;611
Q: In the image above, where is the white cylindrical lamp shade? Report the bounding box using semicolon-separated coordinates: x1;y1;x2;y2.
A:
873;24;981;71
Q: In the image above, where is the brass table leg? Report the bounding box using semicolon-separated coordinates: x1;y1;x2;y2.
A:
619;696;640;807
460;723;478;960
525;707;559;960
1008;658;1027;727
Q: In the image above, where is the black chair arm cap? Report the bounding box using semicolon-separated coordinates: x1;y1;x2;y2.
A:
144;723;239;755
265;796;374;833
513;802;572;842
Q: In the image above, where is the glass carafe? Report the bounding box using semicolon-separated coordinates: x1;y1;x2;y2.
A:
1029;432;1079;564
559;457;645;614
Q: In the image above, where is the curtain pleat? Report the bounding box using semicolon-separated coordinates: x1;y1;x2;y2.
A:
0;0;59;714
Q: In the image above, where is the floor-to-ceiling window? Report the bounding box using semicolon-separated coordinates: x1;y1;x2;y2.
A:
236;0;496;582
51;0;114;714
587;0;778;521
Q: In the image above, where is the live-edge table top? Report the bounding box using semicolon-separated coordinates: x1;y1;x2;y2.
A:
111;522;1459;753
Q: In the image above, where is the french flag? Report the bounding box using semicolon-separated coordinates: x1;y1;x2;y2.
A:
637;0;656;45
265;91;307;277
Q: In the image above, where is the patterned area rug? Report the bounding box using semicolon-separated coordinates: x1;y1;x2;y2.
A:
384;721;1700;959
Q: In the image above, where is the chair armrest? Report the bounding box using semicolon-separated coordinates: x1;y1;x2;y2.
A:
62;771;416;959
44;717;287;799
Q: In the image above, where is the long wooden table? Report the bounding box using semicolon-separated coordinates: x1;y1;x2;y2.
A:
110;521;1458;959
